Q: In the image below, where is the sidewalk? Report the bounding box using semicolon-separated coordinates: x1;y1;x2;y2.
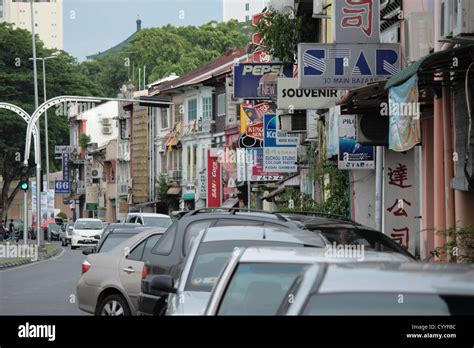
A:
0;242;62;269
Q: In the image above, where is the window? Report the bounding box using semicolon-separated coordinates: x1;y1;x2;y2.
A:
98;232;136;253
245;15;250;22
202;96;212;119
142;234;162;261
217;263;306;315
127;240;146;261
187;99;197;122
142;216;172;228
175;103;183;123
160;108;169;129
245;2;249;11
217;93;226;116
151;222;177;255
183;220;214;254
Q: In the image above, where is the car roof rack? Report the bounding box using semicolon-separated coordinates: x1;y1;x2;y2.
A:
273;211;363;226
171;211;189;220
184;208;290;222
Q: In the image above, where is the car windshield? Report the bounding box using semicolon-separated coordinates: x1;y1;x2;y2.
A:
185;240;303;293
301;293;474;315
98;233;136;253
74;220;103;230
142;217;172;228
217;263;307;315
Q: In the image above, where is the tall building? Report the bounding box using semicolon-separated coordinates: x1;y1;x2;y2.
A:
223;0;267;22
1;0;63;50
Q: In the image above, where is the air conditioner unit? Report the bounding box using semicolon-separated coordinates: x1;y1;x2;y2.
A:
405;12;433;63
102;126;112;135
279;110;307;133
355;115;389;145
101;118;111;125
313;0;330;18
91;167;103;179
441;0;455;39
453;0;474;37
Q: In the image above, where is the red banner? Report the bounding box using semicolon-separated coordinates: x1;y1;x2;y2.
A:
207;149;221;207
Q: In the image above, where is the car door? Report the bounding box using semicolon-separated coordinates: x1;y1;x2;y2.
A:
118;238;148;309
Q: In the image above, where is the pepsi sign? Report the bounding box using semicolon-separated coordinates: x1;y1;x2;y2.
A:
298;43;400;89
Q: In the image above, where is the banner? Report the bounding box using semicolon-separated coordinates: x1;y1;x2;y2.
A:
234;63;293;99
31;182;54;229
388;74;421;152
326;106;339;158
240;102;272;135
207;149;221;208
338;114;375;169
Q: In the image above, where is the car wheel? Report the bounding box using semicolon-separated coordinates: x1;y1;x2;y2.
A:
98;294;131;316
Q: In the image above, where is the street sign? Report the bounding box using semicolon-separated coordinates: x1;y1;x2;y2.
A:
297;43;400;89
86;203;98;211
55;145;74;154
55;180;70;194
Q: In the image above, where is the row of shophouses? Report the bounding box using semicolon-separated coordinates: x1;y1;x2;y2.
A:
63;0;474;261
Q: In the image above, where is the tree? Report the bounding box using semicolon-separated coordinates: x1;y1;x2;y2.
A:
0;23;101;221
80;20;252;96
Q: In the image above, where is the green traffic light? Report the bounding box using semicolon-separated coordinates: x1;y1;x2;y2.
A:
21;183;28;190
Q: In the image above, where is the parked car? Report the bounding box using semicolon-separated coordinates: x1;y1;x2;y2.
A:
82;224;154;255
125;213;172;228
60;223;73;246
49;223;63;241
158;226;328;315
76;228;166;316
137;208;327;315
71;218;104;250
205;246;412;316
278;212;416;259
279;262;474;315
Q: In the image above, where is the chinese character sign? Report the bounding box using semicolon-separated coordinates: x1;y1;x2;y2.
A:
333;0;380;43
383;149;419;255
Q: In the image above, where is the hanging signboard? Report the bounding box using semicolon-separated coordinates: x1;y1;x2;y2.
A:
263;114;298;173
297;43;400;89
277;78;341;110
338;114;375;169
62;152;70;181
263;114;299;148
234;63;293;99
237;148;285;181
383;149;418;255
333;0;380;44
207;148;221;208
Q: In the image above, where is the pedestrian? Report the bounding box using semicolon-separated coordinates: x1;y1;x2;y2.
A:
0;220;5;241
9;219;15;234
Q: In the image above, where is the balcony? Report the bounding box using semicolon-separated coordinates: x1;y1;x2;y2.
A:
117;141;130;162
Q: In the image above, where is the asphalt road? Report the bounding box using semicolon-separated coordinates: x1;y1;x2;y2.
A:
0;242;88;315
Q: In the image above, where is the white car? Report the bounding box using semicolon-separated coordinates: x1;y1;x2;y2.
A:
71;218;104;250
125;213;172;228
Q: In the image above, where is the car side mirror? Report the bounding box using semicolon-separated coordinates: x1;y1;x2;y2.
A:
68;226;73;232
82;247;95;255
150;275;177;294
94;235;101;240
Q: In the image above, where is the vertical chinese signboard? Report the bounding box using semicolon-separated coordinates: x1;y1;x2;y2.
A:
207;148;221;208
333;0;380;43
383;149;419;255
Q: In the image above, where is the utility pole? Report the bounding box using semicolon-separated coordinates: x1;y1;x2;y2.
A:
30;0;42;247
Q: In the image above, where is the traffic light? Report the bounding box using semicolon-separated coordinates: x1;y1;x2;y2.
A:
20;166;29;192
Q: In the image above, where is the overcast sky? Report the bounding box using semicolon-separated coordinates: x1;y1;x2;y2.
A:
64;0;223;61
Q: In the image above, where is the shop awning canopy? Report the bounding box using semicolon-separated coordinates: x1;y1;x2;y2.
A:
337;80;389;114
385;44;474;90
181;192;195;201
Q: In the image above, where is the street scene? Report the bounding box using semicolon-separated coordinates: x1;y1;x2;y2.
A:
1;0;474;339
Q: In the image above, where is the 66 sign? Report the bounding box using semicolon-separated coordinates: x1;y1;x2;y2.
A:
55;180;70;194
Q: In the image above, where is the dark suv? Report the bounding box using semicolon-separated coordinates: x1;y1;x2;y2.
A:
137;208;326;315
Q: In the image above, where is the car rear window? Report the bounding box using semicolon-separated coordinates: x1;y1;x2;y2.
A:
98;233;136;253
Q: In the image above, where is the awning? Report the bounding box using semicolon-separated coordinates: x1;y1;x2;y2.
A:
385;44;474;90
221;197;239;208
167;186;182;195
139;96;172;108
337;80;389;114
181;192;195;201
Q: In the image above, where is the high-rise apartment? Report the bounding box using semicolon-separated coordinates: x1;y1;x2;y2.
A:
223;0;268;22
1;0;63;50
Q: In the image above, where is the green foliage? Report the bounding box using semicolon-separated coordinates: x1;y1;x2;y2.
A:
156;174;169;203
79;134;91;149
80;20;252;96
0;23;101;219
256;9;319;64
276;188;316;212
429;226;474;263
56;212;67;221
